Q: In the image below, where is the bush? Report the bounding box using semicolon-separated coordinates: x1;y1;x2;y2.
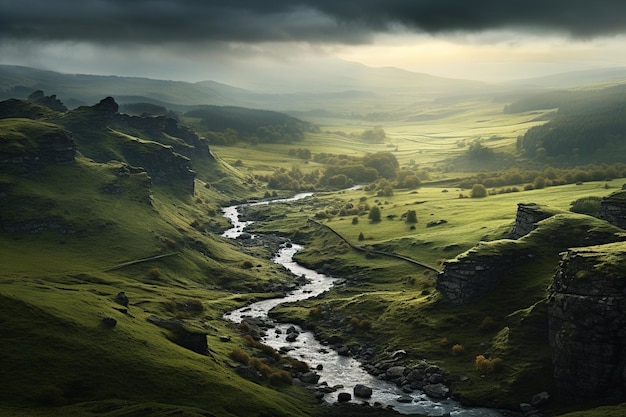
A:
405;210;418;223
451;344;466;356
241;260;254;269
352;216;359;225
479;316;497;332
570;196;602;216
470;183;488;198
269;370;293;386
475;355;504;374
229;348;250;365
147;267;162;280
368;206;381;222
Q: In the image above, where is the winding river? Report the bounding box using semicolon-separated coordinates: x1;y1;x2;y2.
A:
222;194;502;416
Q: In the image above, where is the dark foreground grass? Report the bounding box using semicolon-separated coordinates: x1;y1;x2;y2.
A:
0;156;322;417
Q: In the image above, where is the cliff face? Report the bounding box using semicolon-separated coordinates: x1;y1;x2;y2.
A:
0;119;76;171
509;203;561;239
599;190;626;230
548;243;626;399
436;241;532;305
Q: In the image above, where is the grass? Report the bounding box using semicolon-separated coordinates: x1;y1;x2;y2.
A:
0;151;321;416
252;180;625;411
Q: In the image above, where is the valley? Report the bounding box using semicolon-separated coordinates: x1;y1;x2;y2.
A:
1;66;626;417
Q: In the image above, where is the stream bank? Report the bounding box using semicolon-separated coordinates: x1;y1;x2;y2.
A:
221;195;504;416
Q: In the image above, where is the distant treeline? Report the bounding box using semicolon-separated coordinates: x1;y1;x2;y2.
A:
458;163;626;193
506;85;626;165
185;106;318;144
256;151;429;192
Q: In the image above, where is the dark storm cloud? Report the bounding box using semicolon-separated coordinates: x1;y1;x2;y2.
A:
2;0;626;45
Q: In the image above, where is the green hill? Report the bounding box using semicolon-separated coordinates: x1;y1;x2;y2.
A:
0;97;322;416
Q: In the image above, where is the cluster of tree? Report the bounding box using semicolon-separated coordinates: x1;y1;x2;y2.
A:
185;105;317;144
287;148;311;160
508;84;626;165
257;151;429;192
458;163;626;192
358;127;386;143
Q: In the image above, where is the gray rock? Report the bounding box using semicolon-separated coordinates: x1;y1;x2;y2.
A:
530;391;550;407
337;392;352;402
386;366;407;380
114;291;129;307
101;317;117;327
423;383;450;399
299;372;320;384
353;384;373;398
396;395;413;403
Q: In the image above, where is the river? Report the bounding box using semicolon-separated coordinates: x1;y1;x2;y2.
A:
222;193;502;416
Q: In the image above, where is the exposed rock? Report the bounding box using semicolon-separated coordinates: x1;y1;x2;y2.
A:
436;244;523;305
94;96;119;114
510;203;558;239
396;395;413;403
27;90;67;112
386;366;407;380
353;384;373;398
548;243;626;399
114;291;129;307
530;391;550;407
423;383;450;399
101;317;117;328
599;191;626;229
337;392;352;402
0;121;76;170
235;365;262;383
146;315;208;355
299;372;320;384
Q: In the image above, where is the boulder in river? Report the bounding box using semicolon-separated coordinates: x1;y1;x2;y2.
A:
354;384;373;398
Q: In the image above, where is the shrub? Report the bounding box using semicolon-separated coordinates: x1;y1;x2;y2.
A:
147;267;162;280
440;337;449;347
470;183;488;198
289;358;310;373
309;306;322;316
475;355;504;374
368;206;381;222
269;370;293;386
479;316;497;332
229;348;250;364
358;232;365;241
570;196;602;216
451;344;466;356
250;358;273;378
405;210;418;223
241;260;254;269
352;216;359;225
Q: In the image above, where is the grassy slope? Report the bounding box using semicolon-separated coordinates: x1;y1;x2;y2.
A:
0;154;319;416
245;180;625;413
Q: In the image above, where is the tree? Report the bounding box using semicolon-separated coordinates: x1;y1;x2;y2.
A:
406;210;418;223
471;183;488;198
368;206;381;222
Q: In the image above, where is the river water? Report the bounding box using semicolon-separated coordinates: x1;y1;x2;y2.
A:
222;194;502;416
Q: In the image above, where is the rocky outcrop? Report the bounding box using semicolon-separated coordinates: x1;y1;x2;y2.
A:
436;241;533;305
548;242;626;399
599;190;626;230
510;203;560;239
113;114;211;160
0;121;76;170
146;315;208;355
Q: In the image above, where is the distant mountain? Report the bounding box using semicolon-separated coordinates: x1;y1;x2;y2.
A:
0;63;483;114
502;67;626;90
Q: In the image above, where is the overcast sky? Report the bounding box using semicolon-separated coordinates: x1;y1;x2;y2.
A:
2;0;626;87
